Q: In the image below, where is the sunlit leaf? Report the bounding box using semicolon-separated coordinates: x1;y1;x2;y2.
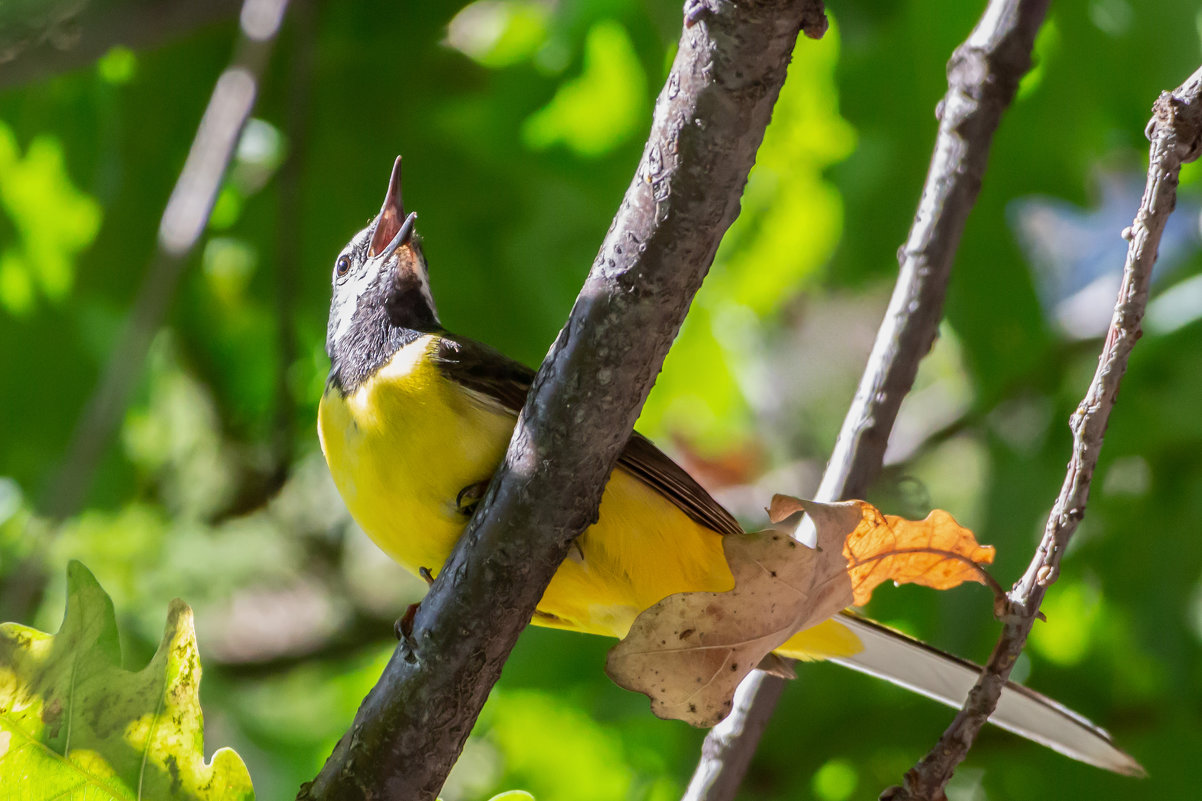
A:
0;123;101;316
447;0;551;68
638;19;853;449
812;758;858;801
0;561;254;800
202;237;258;306
1029;579;1103;666
97;46;138;85
482;689;633;801
769;496;995;605
521;21;646;157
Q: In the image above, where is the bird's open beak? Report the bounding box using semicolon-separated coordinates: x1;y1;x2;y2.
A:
379;212;417;261
368;156;417;259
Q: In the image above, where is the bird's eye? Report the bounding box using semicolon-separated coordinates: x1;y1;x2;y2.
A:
334;255;351;280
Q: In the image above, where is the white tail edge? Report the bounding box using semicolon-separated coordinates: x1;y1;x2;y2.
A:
831;614;1145;776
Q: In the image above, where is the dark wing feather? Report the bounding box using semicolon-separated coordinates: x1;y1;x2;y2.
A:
433;335;536;412
616;433;743;536
432;335;743;536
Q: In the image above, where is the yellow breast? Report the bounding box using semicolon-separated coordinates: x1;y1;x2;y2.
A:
318;334;512;573
317;334;860;657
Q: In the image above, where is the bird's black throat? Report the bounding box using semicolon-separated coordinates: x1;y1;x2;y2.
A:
327;268;440;396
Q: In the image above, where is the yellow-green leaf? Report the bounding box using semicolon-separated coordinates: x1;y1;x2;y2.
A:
0;561;254;800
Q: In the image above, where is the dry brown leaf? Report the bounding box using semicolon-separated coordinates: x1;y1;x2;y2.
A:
606;497;996;728
605;503;862;727
770;496;995;605
843;503;995;605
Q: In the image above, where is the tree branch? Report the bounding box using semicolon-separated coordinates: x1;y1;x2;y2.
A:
0;0;292;628
297;3;831;799
683;2;1049;798
45;0;290;520
883;62;1202;801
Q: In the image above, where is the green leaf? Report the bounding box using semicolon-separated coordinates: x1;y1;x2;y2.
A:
446;1;551;68
486;792;535;801
0;561;254;800
521;21;647;157
0;122;101;316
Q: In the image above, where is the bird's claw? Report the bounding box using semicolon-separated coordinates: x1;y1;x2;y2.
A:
455;479;490;517
683;0;715;28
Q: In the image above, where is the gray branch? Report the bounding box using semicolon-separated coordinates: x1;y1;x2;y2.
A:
46;0;290;520
683;1;1049;798
296;2;832;799
883;63;1202;801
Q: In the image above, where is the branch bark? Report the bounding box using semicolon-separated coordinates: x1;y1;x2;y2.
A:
683;2;1048;798
297;3;831;799
883;62;1202;801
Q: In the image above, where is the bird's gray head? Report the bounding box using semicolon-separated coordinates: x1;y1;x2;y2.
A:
326;156;440;392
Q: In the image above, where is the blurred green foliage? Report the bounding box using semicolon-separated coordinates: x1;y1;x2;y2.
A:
2;1;1201;799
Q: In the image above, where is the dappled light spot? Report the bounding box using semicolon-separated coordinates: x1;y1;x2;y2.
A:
521;21;646;158
0;123;101;316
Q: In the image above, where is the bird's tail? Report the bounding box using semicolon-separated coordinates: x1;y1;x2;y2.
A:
778;613;1144;776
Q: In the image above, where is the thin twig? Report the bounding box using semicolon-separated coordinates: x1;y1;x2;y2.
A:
883;63;1202;801
0;0;292;626
298;3;830;800
45;0;290;520
683;2;1049;798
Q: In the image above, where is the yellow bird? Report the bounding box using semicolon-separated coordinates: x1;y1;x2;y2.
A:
318;158;1140;775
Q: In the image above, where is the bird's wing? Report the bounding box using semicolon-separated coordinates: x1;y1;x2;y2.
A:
432;335;743;536
831;612;1145;776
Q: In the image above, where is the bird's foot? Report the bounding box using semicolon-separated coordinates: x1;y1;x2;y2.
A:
455;479;490;517
683;0;717;27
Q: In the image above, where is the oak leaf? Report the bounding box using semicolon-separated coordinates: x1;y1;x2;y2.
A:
0;561;254;800
768;495;996;605
606;498;995;727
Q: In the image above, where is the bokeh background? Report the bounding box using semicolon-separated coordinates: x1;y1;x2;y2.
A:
2;1;1201;798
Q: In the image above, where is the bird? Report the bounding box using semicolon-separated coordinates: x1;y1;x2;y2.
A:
317;157;1142;776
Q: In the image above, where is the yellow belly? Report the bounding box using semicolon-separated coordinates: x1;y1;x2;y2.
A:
318;335;859;658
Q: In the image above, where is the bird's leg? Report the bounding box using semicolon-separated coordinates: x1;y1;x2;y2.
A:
394;567;437;641
455;479;490;517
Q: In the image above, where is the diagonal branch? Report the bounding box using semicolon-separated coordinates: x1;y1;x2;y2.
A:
883;62;1202;801
0;0;292;629
45;0;291;521
297;2;831;800
683;1;1049;798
